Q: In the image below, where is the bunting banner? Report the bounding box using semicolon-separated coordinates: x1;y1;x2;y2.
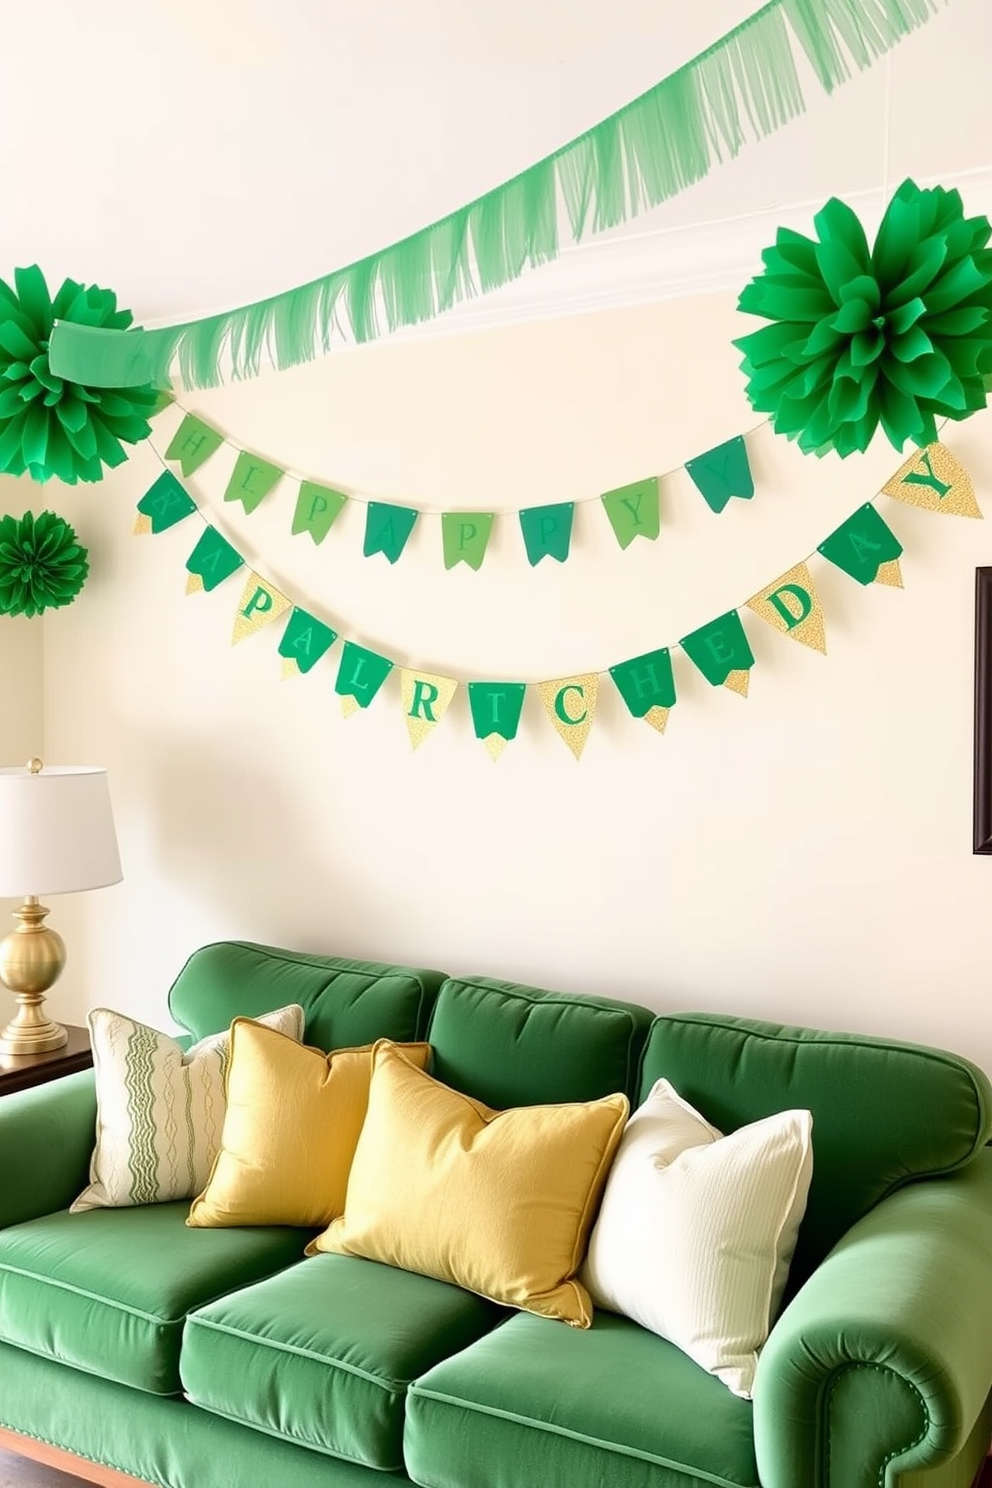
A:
151;405;776;571
141;439;980;761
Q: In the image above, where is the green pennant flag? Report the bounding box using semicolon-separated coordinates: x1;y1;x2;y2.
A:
601;478;660;548
224;450;283;514
681;610;754;695
185;526;243;593
442;511;495;570
519;503;574;565
609;647;676;732
817;504;904;586
165;413;224;477
135;471;196;533
292;481;348;544
467;681;527;760
364;502;418;563
335;642;394;714
685;436;754;514
278;607;338;676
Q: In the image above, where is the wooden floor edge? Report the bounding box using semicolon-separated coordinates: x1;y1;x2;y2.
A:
0;1427;154;1487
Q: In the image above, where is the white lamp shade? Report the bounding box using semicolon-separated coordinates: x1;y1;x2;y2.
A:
0;765;122;897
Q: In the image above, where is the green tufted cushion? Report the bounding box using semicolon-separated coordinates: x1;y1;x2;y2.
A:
427;976;654;1109
167;941;446;1051
638;1013;992;1287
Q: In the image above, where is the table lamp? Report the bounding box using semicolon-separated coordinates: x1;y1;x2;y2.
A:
0;759;122;1055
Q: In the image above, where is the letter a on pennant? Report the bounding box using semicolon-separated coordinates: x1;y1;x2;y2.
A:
537;674;598;760
232;574;290;644
747;562;826;653
278;607;338;678
185;526;243;594
881;443;980;519
818;505;903;587
364;503;418;563
400;670;458;749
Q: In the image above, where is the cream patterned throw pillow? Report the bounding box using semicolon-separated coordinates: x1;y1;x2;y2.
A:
581;1079;813;1397
71;1004;305;1212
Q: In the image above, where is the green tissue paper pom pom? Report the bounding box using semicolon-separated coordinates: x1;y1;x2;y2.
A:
0;510;89;618
735;179;992;457
0;264;159;484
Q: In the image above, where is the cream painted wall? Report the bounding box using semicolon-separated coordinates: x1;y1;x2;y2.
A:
9;290;992;1069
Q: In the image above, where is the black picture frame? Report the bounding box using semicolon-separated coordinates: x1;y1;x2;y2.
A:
974;567;992;853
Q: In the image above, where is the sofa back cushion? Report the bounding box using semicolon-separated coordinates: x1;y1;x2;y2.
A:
168;941;446;1050
427;976;654;1109
639;1013;992;1287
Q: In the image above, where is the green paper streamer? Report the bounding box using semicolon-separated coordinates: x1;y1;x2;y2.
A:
685;438;755;513
224;450;283;514
817;504;903;584
519;503;574;565
47;0;939;391
442;511;495;570
468;682;527;742
292;481;347;544
334;641;393;706
736;178;992;456
364;502;418;563
681;610;754;686
609;648;676;716
601;479;660;548
165;414;223;477
0;264;157;484
185;526;243;592
278;607;337;673
137;471;196;532
0;510;89;617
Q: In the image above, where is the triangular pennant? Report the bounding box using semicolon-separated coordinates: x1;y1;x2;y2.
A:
681;611;754;693
747;562;826;654
165;413;223;477
881;443;980;519
537;674;598;760
136;471;196;533
277;608;337;676
185;526;243;593
467;682;527;760
601;478;660;548
292;481;348;544
364;503;419;563
609;647;676;730
685;437;754;514
334;642;393;712
818;505;903;586
224;451;283;514
401;670;458;749
134;514;153;535
442;512;495;570
231;575;290;644
519;503;574;565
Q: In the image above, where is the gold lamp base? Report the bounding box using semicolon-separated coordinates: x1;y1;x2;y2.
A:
0;896;68;1055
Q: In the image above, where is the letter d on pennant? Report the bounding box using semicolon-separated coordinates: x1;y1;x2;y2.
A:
747;562;826;653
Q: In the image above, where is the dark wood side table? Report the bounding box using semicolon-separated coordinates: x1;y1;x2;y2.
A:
0;1025;93;1097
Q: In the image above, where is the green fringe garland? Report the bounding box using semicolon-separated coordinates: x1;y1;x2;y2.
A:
48;0;940;392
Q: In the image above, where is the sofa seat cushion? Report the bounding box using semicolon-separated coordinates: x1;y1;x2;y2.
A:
0;1203;305;1396
180;1252;503;1471
405;1311;759;1488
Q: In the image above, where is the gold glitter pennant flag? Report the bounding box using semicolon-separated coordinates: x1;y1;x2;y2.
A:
231;575;290;644
747;562;826;654
401;670;458;749
537;674;599;760
185;572;204;595
134;513;153;535
643;706;670;733
876;560;904;588
882;443;980;519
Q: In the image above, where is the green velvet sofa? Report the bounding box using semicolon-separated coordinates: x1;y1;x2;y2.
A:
2;940;992;1488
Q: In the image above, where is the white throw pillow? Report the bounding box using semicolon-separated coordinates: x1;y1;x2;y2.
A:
581;1078;813;1397
71;1004;305;1212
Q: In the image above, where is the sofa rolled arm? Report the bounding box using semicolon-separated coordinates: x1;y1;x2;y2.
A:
754;1149;992;1488
0;1071;97;1229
